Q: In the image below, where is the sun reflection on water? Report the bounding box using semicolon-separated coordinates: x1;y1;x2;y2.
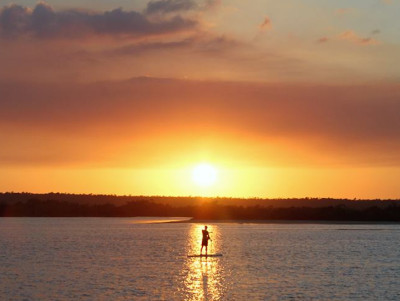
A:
183;224;225;301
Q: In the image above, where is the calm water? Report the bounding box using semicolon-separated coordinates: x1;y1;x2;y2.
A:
1;218;400;300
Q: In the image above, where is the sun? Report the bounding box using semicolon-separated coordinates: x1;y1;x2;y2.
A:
192;163;218;187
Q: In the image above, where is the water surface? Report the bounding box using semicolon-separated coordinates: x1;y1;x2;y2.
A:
1;218;400;300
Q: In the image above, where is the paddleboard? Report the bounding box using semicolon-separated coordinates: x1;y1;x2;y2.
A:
187;254;223;258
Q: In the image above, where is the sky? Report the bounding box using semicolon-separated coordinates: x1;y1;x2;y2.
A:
0;0;400;198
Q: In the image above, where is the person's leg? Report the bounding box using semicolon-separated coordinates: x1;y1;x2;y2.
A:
205;245;208;255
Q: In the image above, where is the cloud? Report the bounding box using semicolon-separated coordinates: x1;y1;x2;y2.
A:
193;34;240;53
1;78;400;166
318;30;380;46
145;0;197;15
258;16;272;32
203;0;222;10
338;30;380;45
105;34;240;57
317;36;329;43
145;0;220;15
334;8;352;15
0;2;197;39
108;39;195;56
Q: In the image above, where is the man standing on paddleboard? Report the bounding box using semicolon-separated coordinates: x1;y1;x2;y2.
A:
201;226;211;255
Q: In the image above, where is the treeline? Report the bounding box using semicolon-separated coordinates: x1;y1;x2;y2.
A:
2;199;400;221
1;192;400;209
0;192;136;206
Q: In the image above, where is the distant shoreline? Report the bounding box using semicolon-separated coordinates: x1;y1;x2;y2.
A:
2;194;400;221
1;217;400;224
176;219;400;225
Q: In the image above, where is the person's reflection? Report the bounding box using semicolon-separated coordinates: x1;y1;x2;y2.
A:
201;258;209;301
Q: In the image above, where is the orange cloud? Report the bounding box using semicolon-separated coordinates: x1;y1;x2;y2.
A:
338;30;380;45
334;8;352;15
1;79;400;167
107;34;239;56
317;36;329;43
259;16;272;32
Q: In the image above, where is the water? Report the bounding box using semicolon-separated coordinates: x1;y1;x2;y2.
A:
1;218;400;300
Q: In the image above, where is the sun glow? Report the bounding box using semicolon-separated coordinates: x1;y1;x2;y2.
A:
192;163;218;187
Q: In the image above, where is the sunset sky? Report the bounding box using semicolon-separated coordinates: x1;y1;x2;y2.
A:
1;0;400;198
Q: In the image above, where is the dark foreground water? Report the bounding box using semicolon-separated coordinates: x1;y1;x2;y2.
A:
1;218;400;300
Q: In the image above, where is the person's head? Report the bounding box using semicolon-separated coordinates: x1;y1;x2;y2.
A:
204;226;208;230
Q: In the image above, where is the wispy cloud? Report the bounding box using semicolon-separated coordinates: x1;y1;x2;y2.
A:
317;36;329;43
258;16;272;32
334;8;352;16
145;0;220;15
338;30;380;45
101;33;240;59
145;0;197;15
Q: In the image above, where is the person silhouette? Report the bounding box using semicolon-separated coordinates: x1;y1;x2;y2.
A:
200;226;211;255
